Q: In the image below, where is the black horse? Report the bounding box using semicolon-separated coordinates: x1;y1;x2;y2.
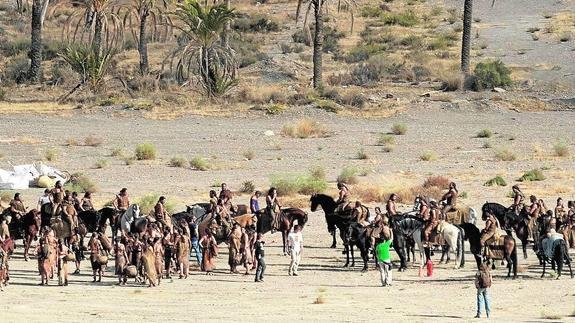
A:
481;202;532;259
389;214;421;271
541;238;573;279
461;222;518;278
343;222;370;272
310;193;355;248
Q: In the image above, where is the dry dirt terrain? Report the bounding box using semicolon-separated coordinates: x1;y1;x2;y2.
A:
1;103;575;322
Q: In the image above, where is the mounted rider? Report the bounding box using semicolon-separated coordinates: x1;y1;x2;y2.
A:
266;187;282;232
386;194;398;218
154;196;170;231
49;181;66;217
353;201;369;227
418;197;430;220
480;211;499;246
113;188;130;215
250;191;261;214
440;182;458;219
555;197;566;221
219;183;235;216
423;199;440;246
62;193;78;233
526;195;539;242
7;192;26;221
335;182;351;214
510;185;525;216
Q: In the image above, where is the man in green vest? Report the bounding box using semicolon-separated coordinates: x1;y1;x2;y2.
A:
376;231;393;287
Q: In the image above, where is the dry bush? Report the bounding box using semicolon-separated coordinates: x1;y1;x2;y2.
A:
122;156;136;165
84;135;104;147
18;136;42;144
518;169;545;182
309;165;326;180
396;185;443;203
169;156;188;168
494;147;516;161
65;138;80;146
391;123;407;135
65;173;97;193
94;159;109;169
240;181;256;193
353;185;386;203
420;151;437;161
110;147;125;158
476;129;493;138
356;148;369;160
423;176;451;189
377;134;395;146
135;143;157;160
242;149;255;160
337;166;359;184
439;70;463;91
238;85;289;104
44;148;58;162
281;119;328;139
553;140;569;157
190;157;210;171
313;294;326;304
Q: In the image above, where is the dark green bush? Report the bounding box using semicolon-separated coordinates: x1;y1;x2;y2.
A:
380;10;419;27
232;14;279;33
473;60;512;90
292;24;345;54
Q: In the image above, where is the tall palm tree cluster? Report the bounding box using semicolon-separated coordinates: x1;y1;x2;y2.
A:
19;0;484;99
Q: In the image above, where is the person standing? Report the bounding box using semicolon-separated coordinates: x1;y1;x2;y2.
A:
287;225;304;276
474;262;492;319
37;189;51;211
189;215;202;267
254;233;266;282
199;228;218;275
376;233;393;287
250;191;261;214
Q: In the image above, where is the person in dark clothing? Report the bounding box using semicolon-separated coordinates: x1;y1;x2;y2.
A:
254;233;266;282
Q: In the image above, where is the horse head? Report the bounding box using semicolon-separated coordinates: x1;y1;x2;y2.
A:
467;207;478;225
310;194;320;212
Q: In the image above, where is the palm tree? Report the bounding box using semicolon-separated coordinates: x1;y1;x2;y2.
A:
169;0;237;97
123;0;171;75
27;0;47;82
296;0;355;89
460;0;472;74
60;0;123;59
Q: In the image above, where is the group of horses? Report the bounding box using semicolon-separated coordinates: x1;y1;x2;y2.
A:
310;194;573;280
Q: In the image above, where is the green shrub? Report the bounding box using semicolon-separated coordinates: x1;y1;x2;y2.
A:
343;44;387;63
519;169;545;182
337;166;359;184
459;191;468;199
360;5;385;18
271;173;327;196
240;180;256;193
264;103;286;115
94;159;109;169
169;156;188;168
44;148;58;161
356;148;369;160
135;193;175;215
123;156;136;165
309;165;326;180
190;157;210;171
380;10;419;27
553;140;569;157
232;13;279;33
420;151;437;161
391;123;407;135
135;143;157;160
476;129;493;138
65;173;97;193
494;147;516;161
377;134;395;146
473;60;512;90
84;135;103;147
2;54;29;84
484;175;507;187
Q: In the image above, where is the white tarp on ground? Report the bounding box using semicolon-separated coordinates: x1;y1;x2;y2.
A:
0;162;68;190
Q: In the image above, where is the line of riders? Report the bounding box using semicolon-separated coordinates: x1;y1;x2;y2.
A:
0;182;291;288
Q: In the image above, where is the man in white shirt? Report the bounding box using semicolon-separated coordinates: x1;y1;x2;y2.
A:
37;189;51;211
287;225;303;276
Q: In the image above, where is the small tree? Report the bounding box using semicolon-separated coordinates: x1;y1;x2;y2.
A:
169;0;237;97
123;0;172;75
296;0;355;89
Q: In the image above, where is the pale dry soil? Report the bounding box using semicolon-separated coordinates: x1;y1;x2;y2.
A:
0;104;575;322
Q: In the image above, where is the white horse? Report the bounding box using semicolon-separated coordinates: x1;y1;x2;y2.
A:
119;204;141;235
412;220;464;269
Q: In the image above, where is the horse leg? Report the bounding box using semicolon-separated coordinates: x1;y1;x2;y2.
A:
474;254;482;270
361;244;368;272
556;256;563;279
282;231;287;256
522;242;528;259
343;244;349;267
330;230;337;249
541;257;546;278
350;244;355;267
24;234;31;261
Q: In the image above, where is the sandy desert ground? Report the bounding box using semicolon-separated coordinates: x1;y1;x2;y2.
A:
1;103;575;322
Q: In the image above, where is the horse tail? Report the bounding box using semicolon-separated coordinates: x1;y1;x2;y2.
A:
459;227;465;268
560;239;571;263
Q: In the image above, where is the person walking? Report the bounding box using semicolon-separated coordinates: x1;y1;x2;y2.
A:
375;237;393;287
254;233;266;282
474;262;492;319
189;216;202;267
287;225;303;276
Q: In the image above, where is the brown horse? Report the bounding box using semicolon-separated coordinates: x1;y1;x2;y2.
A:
4;209;41;261
257;208;308;255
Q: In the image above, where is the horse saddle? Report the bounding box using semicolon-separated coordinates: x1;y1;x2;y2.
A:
445;210;463;225
428;230;445;246
484;236;506;259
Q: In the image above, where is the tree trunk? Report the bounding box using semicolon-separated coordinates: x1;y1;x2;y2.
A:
312;0;323;89
460;0;473;74
28;0;43;83
138;12;149;75
93;13;104;61
222;0;231;48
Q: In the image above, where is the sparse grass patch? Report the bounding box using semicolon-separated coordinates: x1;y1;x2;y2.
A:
65;138;79;146
377;134;395;146
135;143;157;160
281;119;328;139
240;181;256;194
337;166;359;185
540;310;562;320
484;175;507;187
356;148;369;160
383;144;394;152
190;157;210;171
476;129;493;138
519;169;545;182
271;172;328;196
18;136;42;145
44;148;58;162
553;140;569;157
423;176;451;189
420;151;437;161
110;147;125;157
94;159;109;169
122;156;136;165
309;165;326;180
391;123;407;135
65;173;97;193
242;149;255;161
169;156;188;168
84;135;103;147
380;10;419;27
494;147;516;161
482;142;492;149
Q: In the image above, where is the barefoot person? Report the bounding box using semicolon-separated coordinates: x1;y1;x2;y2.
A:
199;228;218;275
